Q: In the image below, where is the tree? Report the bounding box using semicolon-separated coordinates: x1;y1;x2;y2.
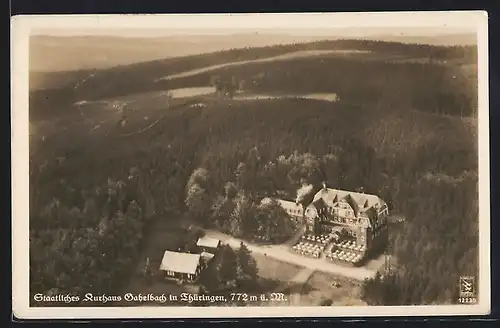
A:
199;260;222;294
185;183;211;220
210;76;229;98
214;245;238;290
230;191;254;237
236;242;258;289
210;76;221;90
257;200;295;243
224;181;238;200
187;168;211;192
235;162;248;190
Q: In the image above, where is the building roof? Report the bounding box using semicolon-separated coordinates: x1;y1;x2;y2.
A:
261;197;304;213
311;198;326;209
196;236;220;249
313;187;386;212
200;251;215;261
159;251;201;274
277;199;304;212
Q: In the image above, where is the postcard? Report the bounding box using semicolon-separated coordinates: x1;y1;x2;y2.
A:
11;11;490;319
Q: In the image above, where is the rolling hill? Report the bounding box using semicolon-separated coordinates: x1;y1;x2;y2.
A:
30;33;338;73
30;39;477;121
30;32;476;73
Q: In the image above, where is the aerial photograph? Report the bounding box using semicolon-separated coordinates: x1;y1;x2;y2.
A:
27;22;480;309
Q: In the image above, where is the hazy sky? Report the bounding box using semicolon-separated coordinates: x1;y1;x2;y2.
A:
33;26;475;38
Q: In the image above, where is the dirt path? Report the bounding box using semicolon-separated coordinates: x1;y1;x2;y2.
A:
156;50;370;81
204;229;376;281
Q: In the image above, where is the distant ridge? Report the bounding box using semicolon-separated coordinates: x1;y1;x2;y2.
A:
30;33;475;72
365;33;477;47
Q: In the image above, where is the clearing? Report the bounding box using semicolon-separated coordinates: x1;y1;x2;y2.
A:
252;253;304;294
156;50;372;81
234;93;339;103
295;271;367;306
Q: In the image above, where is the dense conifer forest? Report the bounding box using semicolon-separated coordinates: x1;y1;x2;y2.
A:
29;39;479;305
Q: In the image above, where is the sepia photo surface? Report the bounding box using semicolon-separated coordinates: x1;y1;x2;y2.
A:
12;12;490;319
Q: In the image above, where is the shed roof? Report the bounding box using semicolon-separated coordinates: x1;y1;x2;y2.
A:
200;251;215;261
197;236;220;249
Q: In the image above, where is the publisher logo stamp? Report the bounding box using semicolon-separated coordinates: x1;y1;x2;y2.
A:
458;276;476;304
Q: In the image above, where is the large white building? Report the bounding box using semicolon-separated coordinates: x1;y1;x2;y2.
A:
267;183;390;258
304;184;389;255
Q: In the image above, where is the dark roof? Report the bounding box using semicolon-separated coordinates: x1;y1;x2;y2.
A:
344;194;360;217
312;198;326;208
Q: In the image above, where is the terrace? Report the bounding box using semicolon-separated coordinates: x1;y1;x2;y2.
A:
325;240;366;266
291;234;332;258
325;248;363;266
332;239;366;253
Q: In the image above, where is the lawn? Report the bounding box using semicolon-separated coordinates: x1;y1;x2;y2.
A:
296;272;367;306
240;253;303;306
253;253;302;288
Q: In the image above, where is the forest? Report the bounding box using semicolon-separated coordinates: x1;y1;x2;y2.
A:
160;57;476;117
184;163;299;244
198;243;259;297
29;39;479;306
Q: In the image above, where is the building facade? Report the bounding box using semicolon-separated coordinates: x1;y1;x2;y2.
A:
159;251;204;282
304;184;389;257
267;184;389;260
260;197;304;223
